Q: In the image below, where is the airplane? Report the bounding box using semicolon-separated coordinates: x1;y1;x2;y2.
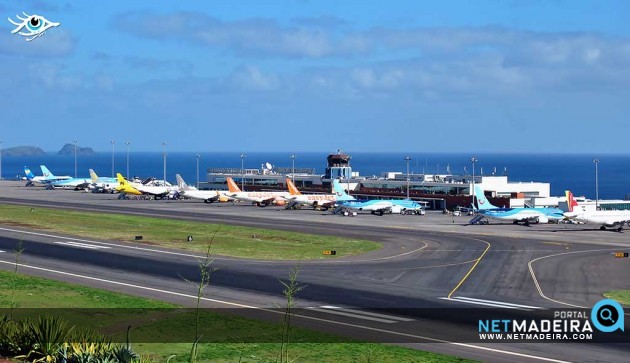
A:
35;165;90;190
23;165;70;186
284;178;354;210
225;177;289;207
563;190;630;231
87;169;120;193
175;174;228;203
331;180;423;216
116;173;173;199
469;186;565;225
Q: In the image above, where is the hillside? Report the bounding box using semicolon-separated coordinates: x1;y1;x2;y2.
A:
57;143;95;155
2;146;46;156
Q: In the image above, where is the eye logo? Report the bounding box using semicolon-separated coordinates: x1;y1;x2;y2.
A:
8;12;60;42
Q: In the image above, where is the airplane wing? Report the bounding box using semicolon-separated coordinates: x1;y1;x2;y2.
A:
604;220;629;228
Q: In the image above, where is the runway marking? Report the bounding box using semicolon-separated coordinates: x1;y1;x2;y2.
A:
0;259;572;363
309;305;414;323
54;241;111;250
0;250;5;253
447;237;491;299
529;248;630;310
441;297;544;310
542;241;571;246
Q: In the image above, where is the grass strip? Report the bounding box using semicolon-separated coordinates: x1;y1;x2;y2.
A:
0;204;380;260
0;270;474;363
603;290;630;306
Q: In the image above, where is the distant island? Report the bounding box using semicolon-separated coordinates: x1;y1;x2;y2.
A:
58;143;95;156
2;146;46;156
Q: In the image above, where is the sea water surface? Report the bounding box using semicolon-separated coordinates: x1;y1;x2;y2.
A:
1;152;628;200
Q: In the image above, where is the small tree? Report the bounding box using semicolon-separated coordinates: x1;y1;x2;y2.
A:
181;226;221;363
277;262;304;363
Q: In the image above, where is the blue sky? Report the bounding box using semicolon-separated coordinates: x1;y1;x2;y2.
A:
1;0;629;152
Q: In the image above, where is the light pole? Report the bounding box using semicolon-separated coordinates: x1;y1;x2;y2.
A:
73;139;78;178
471;157;478;208
110;141;115;177
404;156;411;199
0;140;3;180
240;154;246;191
593;158;600;210
290;154;296;183
195;153;200;189
125;141;130;178
162;142;167;184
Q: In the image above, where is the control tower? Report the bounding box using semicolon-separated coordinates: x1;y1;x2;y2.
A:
324;150;352;179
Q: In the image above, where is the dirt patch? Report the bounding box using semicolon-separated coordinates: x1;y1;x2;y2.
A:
0;221;51;230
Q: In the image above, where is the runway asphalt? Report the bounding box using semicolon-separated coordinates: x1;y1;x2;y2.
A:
1;181;629;362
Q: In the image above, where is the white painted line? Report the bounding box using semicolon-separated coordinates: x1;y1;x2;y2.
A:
54;241;111;250
453;296;544;310
0;259;572;363
308;307;397;323
319;305;414;322
440;297;539;310
0;250;5;253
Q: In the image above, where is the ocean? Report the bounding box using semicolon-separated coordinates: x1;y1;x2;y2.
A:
1;152;628;200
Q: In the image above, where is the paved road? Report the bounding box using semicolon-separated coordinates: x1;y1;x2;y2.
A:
1;182;629;362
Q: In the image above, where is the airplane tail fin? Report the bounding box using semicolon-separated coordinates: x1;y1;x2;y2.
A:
332;179;355;201
474;185;498;210
89;169;98;183
286;178;302;196
226;177;242;193
40;165;55;179
24;166;35;180
565;190;579;212
116;173;128;186
176;174;190;190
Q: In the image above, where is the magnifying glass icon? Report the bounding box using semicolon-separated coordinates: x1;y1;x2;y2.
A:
600;308;614;322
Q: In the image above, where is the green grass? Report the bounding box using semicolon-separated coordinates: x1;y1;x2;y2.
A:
603;290;630;306
0;204;380;260
0;271;473;362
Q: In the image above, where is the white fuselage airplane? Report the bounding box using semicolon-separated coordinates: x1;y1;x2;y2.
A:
563;190;630;231
176;174;226;203
225;177;289;206
284;178;354;210
116;173;176;199
87;169;120;193
24;165;71;185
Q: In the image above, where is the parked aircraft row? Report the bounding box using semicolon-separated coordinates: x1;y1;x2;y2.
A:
470;185;630;231
23;165;630;227
22;165;424;216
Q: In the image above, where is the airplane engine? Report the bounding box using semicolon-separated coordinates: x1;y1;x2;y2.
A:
537;215;549;224
218;196;231;202
391;205;403;214
275;199;286;206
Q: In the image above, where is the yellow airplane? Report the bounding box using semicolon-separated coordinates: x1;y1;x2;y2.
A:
115;173;142;195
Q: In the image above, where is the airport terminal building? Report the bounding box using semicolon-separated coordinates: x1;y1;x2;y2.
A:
205;152;551;210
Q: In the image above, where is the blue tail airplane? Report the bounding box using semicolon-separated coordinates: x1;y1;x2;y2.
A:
332;180;424;216
23;165;70;185
470;185;564;225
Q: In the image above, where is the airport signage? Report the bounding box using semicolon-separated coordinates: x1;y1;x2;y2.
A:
323;250;337;255
477;299;624;342
614;252;629;258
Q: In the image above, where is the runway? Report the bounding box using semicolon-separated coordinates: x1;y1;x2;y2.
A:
1;181;629;362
